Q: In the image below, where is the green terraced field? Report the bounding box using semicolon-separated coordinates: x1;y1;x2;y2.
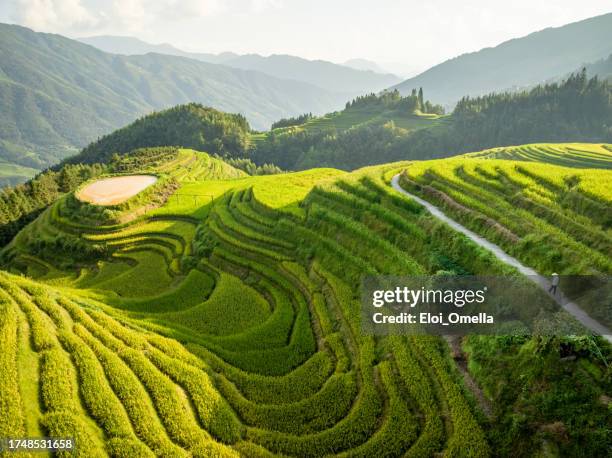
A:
250;107;446;144
465;143;612;169
399;155;612;323
0;143;610;457
297;108;445;133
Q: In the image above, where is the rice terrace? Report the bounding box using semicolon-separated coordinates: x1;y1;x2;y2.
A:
0;6;611;458
0;139;610;457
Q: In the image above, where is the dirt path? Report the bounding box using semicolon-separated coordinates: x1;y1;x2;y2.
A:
77;175;158;206
390;173;612;344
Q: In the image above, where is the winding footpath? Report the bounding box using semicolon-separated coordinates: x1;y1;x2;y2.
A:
391;174;612;343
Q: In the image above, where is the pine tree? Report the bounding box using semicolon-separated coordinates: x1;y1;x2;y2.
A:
418;87;424;111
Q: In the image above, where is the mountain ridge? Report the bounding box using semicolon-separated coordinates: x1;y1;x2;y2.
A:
0;23;353;174
77;35;401;93
393;12;612;106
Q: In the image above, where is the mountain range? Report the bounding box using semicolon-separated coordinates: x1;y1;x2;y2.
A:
342;58;389;74
0;23;366;170
394;12;612;106
78;35;401;94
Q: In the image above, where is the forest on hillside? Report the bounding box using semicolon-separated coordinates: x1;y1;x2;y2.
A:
71;104;251;166
452;70;612;146
252;71;612;169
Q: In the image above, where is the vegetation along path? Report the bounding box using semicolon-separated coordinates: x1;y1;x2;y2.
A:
390;174;612;343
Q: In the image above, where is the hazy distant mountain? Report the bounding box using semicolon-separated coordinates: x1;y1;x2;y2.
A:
221;54;401;93
544;54;612;86
394;12;612;106
80;35;190;56
584;54;612;81
78;35;238;64
343;58;388;74
78;36;401;93
0;23;349;171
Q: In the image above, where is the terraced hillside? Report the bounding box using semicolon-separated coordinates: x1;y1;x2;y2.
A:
467;143;612;169
399;155;612;273
399;155;612;326
249;107;445;148
2;147;246;285
0;143;610;457
395;151;612;454
281;109;443;135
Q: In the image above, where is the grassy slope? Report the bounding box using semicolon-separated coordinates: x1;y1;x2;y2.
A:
249;106;446;146
1;143;610;457
296;107;446;133
465;143;612;169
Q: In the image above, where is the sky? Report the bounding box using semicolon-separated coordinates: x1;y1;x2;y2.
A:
1;0;611;76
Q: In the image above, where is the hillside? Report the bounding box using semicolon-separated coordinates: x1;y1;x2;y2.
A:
249;73;612;170
65;91;445;172
68;104;252;166
70;72;611;175
343;58;389;74
584;54;612;81
249;90;446;170
0;143;610;457
0;23;349;176
393;12;612;106
0;147;254;249
0;162;38;188
217;54;400;93
53;71;612;181
77;35;235;63
466;143;612;168
78;36;401;93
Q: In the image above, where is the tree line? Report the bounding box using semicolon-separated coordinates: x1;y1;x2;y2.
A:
0;163;106;247
451;69;612;146
271;113;314;129
345;88;445;115
216;156;283;175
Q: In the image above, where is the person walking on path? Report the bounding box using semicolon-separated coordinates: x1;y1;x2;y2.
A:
548;273;560;295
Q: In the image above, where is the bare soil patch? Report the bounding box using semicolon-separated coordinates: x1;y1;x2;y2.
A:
77;175;158;206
